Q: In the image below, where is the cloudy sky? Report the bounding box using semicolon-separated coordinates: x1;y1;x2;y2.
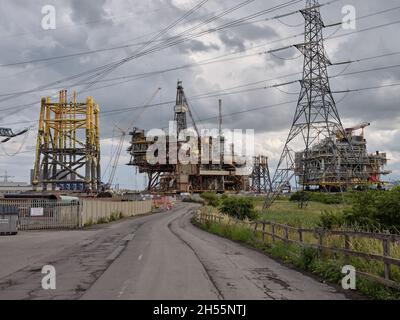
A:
0;0;399;189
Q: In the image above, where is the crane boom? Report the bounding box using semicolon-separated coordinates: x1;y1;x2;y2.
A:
345;122;371;133
107;88;161;188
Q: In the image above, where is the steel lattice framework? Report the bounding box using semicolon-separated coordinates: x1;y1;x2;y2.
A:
264;0;363;209
174;81;189;134
0;127;28;143
33;90;101;192
251;156;272;194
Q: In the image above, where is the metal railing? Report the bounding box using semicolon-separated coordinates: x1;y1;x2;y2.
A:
0;199;80;230
197;211;400;291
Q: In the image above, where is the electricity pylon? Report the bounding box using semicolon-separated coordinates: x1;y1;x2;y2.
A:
264;0;361;209
0;127;28;143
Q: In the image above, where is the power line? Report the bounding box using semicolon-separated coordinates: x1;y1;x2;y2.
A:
2;51;400;119
76;0;304;90
0;0;303;107
5;76;400;129
0;0;211;105
1;3;399;118
0;8;163;40
4;0;391;89
77;0;212;90
333;82;400;94
0;0;302;68
327;19;400;41
4;16;399;101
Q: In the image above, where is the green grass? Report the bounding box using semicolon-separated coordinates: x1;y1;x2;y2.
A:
194;218;400;300
205;197;346;227
254;199;348;228
199;198;400;295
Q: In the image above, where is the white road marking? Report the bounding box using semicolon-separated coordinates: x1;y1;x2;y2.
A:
118;280;130;298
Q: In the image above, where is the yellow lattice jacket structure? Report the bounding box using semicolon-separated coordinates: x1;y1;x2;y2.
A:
33;90;101;192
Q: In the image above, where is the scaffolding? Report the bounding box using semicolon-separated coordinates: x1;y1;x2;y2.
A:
33;90;101;192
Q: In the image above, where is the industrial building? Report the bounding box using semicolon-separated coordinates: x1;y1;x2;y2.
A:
294;123;390;191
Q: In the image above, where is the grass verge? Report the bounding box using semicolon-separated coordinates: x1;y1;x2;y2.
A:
193;217;400;300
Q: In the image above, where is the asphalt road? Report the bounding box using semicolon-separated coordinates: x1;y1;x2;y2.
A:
0;203;348;300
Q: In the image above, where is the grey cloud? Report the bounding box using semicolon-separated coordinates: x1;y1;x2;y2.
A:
0;0;399;185
179;39;220;54
69;0;109;24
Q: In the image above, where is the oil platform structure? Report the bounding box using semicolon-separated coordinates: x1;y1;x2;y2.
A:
32;90;101;192
265;0;389;208
127;81;250;193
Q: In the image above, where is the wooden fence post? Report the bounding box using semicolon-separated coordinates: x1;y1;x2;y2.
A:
298;229;303;244
284;226;289;245
318;230;324;256
271;224;276;243
383;237;391;280
262;223;266;243
344;234;350;265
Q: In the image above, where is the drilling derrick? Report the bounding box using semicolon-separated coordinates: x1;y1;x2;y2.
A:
174;81;189;133
33;90;101;192
173;81;199;192
264;0;363;208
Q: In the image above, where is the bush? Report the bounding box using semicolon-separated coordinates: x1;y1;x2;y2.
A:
299;247;320;270
310;193;343;205
317;211;344;230
343;188;400;232
290;191;344;205
289;191;311;203
219;197;257;220
200;192;220;207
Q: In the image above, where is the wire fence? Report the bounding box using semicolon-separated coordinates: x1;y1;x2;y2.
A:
0;199;80;230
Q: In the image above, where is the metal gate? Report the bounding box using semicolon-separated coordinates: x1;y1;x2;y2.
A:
0;199;80;230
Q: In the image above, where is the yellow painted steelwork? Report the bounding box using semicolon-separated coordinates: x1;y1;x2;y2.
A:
33;90;101;192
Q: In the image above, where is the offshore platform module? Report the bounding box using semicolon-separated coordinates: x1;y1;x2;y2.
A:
32;90;101;192
127;81;252;193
